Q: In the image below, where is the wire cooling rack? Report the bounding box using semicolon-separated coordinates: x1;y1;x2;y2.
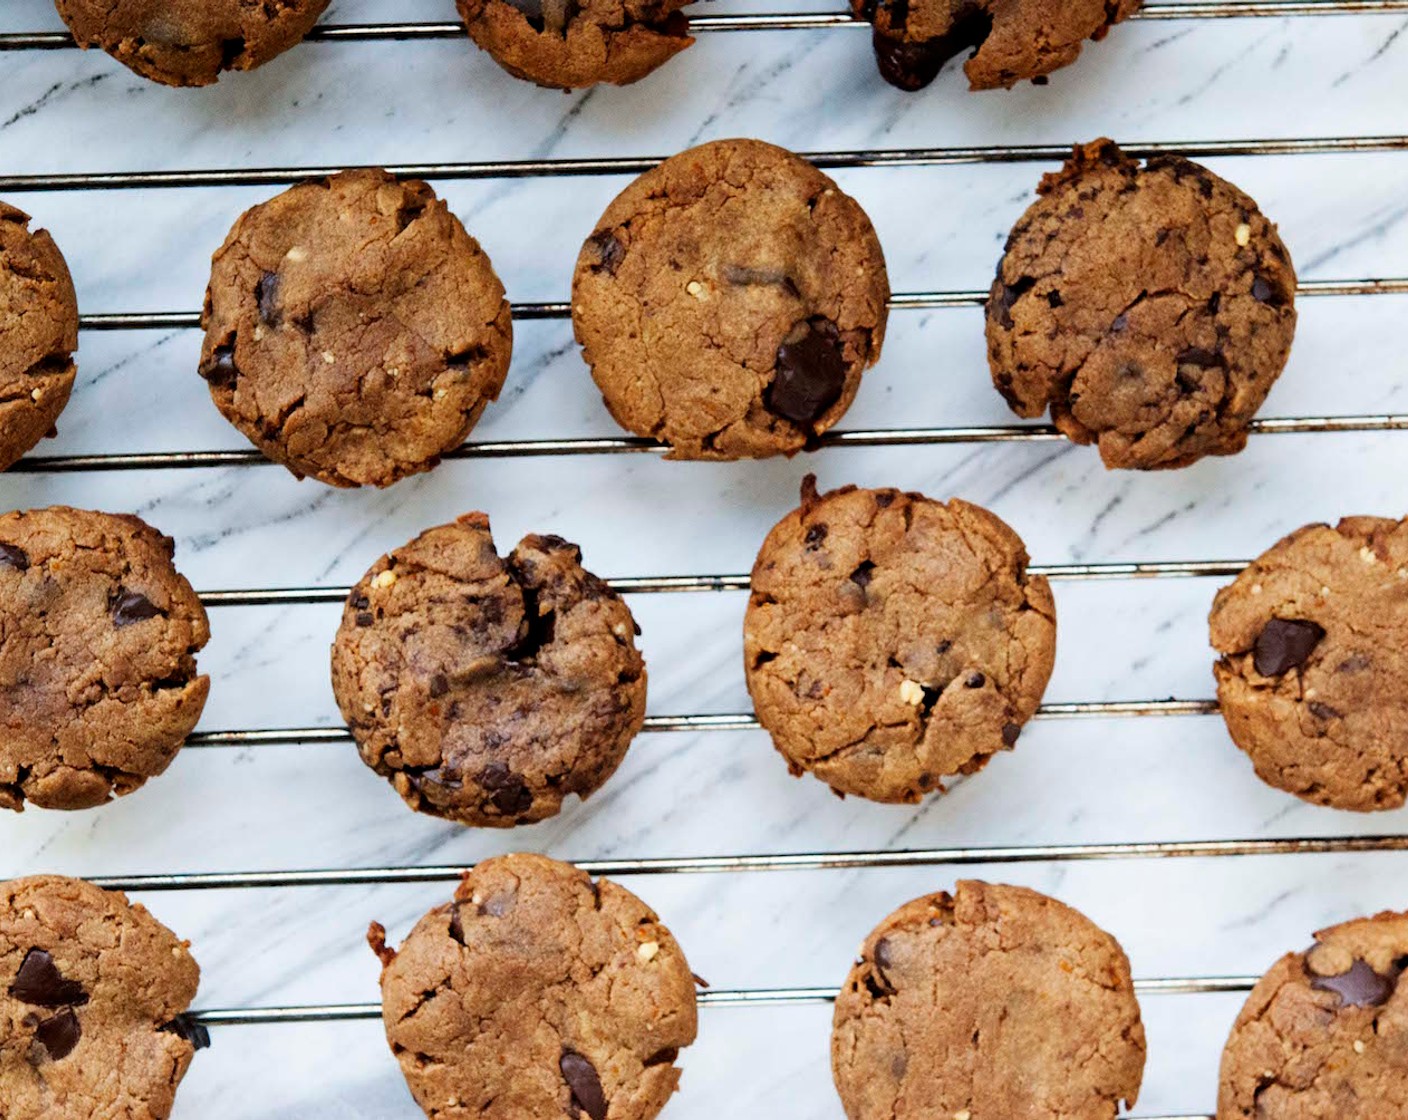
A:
3;3;1408;1118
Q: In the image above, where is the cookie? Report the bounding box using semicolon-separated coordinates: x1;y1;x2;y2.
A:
53;0;330;87
458;0;693;89
744;478;1055;803
987;139;1297;470
573;138;890;460
1;875;205;1120
0;507;210;812
200;169;513;488
1210;516;1408;811
832;880;1146;1120
853;0;1142;91
369;852;698;1120
0;204;78;472
1218;909;1408;1118
330;513;647;827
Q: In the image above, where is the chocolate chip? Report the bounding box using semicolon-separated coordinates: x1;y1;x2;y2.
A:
964;672;986;689
448;904;466;944
767;318;847;429
355;612;375;627
428;673;449;698
1251;275;1286;305
477;762;532;816
1176;347;1225;370
873;938;894;970
849;561;876;590
1001;722;1021;746
159;1014;211;1051
868;5;992;91
723;265;799;296
1308;701;1341;721
1045;290;1064;308
200;345;239;390
585;229;626;276
560;1050;608;1120
33;1009;80;1060
804;523;828;550
643;1047;678;1067
935;639;952;654
1310;958;1400;1008
1253;618;1325;676
1111;313;1129;332
993;275;1036;329
255;271;282;325
0;543;29;571
111;588;163;627
10;949;88;1008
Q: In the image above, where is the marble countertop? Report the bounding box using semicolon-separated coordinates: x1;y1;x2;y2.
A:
2;1;1408;1116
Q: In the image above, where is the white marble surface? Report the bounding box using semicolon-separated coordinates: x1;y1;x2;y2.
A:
1;1;1408;1116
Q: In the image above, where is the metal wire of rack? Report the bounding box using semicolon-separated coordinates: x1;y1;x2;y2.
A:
4;5;1407;1119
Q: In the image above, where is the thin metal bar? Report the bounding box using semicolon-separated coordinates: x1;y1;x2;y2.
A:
86;836;1408;892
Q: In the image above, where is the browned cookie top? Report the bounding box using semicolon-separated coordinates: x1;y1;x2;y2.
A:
1210;516;1408;812
987;140;1297;471
0;507;210;813
330;514;647;827
458;0;693;89
53;0;330;87
573;139;890;460
743;478;1056;803
0;204;78;473
1219;909;1408;1119
832;881;1146;1120
201;169;513;488
853;0;1143;91
0;875;204;1120
369;853;698;1120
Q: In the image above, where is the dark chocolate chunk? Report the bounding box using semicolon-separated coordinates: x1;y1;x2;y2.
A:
964;672;986;689
255;271;282;325
159;1014;212;1051
585;229;626;276
1251;275;1286;306
33;1009;80;1061
560;1049;608;1120
355;612;375;627
1253;618;1325;676
1310;957;1400;1009
201;345;239;390
993;275;1036;330
766;318;847;429
0;543;29;571
849;561;876;590
1001;721;1021;746
10;949;88;1008
111;588;163;627
805;523;828;550
873;937;894;970
428;673;449;698
477;761;533;815
448;904;466;945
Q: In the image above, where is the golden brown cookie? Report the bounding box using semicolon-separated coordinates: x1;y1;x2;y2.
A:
369;853;698;1120
743;477;1056;803
53;0;330;87
330;514;647;827
0;507;210;812
1210;516;1408;811
573;139;890;460
1218;909;1408;1119
457;0;693;89
0;203;78;472
832;881;1146;1120
987;140;1297;470
200;169;513;488
1;875;205;1120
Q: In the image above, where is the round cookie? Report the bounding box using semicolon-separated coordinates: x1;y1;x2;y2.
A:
0;204;78;472
369;852;698;1120
573;138;890;460
1210;516;1408;812
1;875;205;1120
1219;909;1408;1119
743;477;1056;803
53;0;330;87
0;507;210;812
853;0;1143;91
987;139;1297;471
331;513;647;827
832;880;1146;1120
457;0;693;89
200;169;513;488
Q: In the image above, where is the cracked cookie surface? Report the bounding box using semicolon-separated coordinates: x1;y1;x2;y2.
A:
457;0;693;89
853;0;1142;91
987;139;1297;470
0;203;78;473
330;513;647;827
0;507;210;812
369;852;698;1120
743;477;1056;803
53;0;330;87
1219;909;1408;1119
573;139;890;460
832;880;1146;1120
201;169;513;488
1;874;205;1120
1210;516;1408;812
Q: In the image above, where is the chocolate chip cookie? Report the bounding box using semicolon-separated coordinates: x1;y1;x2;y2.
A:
331;514;646;827
744;477;1056;803
854;0;1143;91
988;139;1297;470
0;507;210;812
832;880;1146;1120
1210;516;1408;812
0;204;78;472
458;0;693;89
1219;909;1408;1119
1;875;205;1120
53;0;330;87
573;139;890;460
369;852;698;1120
201;169;513;488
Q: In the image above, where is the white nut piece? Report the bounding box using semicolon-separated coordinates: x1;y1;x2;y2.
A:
286;246;309;263
372;570;398;589
899;679;926;706
1234;222;1252;247
637;941;660;962
686;280;708;300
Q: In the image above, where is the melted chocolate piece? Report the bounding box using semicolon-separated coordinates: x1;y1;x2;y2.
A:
201;345;239;390
560;1049;608;1120
585;229;626;276
477;761;533;815
766;318;847;429
255;272;282;325
33;1009;80;1060
111;588;163;627
0;543;29;571
870;4;993;91
1253;618;1325;676
1310;957;1401;1009
1001;721;1021;746
10;949;89;1008
159;1014;212;1051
